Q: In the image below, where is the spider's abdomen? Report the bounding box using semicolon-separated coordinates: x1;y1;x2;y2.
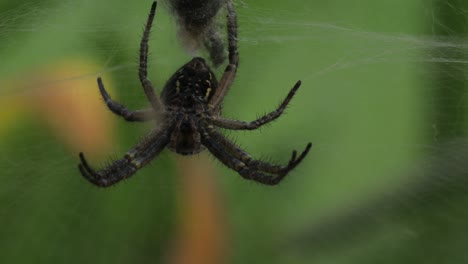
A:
161;57;218;107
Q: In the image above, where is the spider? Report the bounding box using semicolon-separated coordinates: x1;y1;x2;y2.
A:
78;1;312;187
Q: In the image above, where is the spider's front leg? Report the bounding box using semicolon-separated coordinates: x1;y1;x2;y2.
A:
201;128;311;185
78;128;170;187
79;153;137;187
208;128;311;175
97;77;156;122
211;80;302;130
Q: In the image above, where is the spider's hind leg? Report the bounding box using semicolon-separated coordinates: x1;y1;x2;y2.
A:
208;0;239;110
97;77;155;122
138;1;164;112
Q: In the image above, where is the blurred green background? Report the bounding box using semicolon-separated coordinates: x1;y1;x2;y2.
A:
1;0;468;263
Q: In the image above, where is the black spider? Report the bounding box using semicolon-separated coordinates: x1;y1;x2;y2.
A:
78;1;312;187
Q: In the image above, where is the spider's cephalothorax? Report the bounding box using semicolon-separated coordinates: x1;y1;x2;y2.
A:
78;1;312;187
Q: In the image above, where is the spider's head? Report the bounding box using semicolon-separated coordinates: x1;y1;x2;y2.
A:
162;57;218;107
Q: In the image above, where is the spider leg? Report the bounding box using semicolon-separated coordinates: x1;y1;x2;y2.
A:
207;127;311;175
78;128;170;187
208;0;239;111
139;1;164;112
201;128;311;185
97;77;156;122
211;81;302;130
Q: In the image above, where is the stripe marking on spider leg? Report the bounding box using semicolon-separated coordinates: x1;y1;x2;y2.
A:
125;149;138;160
233;159;246;171
125;153;135;159
131;159;143;169
239;152;252;163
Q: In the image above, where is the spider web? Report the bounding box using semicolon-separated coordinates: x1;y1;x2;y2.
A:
0;0;468;263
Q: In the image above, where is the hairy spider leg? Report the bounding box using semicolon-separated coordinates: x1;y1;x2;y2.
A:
97;77;155;122
206;128;311;175
208;0;239;111
78;128;170;187
200;128;311;185
139;1;164;113
211;80;302;130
